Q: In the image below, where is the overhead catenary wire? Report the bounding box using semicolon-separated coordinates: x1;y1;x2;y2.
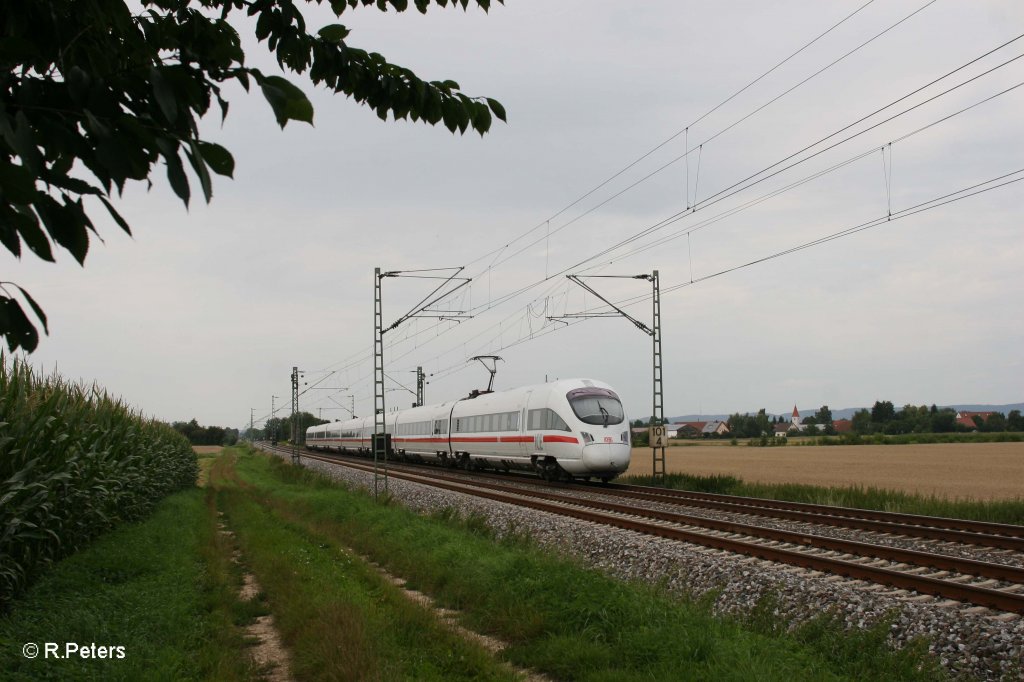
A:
426;167;1024;382
304;6;957;381
462;0;880;274
307;31;1024;387
286;22;1024;413
326;66;1024;401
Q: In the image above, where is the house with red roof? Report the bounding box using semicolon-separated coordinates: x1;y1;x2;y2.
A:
955;411;994;430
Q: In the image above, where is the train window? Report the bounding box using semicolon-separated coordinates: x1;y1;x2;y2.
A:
566;388;625;426
528;408;571;432
433;419;447;435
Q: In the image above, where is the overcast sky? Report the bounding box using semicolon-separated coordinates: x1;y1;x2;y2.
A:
8;0;1024;428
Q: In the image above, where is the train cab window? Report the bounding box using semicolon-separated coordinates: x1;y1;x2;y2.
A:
566;388;625;426
527;408;571;432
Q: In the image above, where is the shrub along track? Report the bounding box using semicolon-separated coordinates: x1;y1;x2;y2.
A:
273;446;1024;616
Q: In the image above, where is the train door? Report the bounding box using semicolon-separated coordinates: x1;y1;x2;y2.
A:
519;391;535;459
524;389;546;457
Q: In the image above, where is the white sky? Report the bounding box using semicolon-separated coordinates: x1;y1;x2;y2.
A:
8;0;1024;428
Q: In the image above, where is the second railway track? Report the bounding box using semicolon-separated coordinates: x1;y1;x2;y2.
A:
265;444;1024;615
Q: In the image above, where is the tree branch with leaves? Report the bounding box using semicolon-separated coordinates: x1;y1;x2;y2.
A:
0;0;506;351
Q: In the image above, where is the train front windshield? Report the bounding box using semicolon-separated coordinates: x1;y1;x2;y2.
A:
566;388;625;426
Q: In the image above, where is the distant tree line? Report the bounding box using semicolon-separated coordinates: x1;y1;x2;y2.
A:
246;411;328;445
171;418;239;446
638;403;1024;440
850;402;1024;435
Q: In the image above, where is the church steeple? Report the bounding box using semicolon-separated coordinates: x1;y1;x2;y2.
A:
791;405;801;426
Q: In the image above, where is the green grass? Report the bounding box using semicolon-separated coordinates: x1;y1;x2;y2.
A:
623;472;1024;525
209;453;517;681
0;488;251;681
226;447;945;681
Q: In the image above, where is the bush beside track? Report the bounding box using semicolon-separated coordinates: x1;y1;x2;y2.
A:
0;357;198;606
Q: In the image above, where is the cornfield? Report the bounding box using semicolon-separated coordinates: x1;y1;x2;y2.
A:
0;357;197;606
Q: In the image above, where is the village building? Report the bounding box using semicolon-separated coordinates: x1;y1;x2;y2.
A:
668;420;730;438
832;418;853;434
955;410;994;430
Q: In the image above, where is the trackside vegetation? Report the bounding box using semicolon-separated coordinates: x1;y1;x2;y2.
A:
208;454;519;681
0;357;197;605
0;446;948;679
0;484;253;680
215;447;944;681
624;473;1024;526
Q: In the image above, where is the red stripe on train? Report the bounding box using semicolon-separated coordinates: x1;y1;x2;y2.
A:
543;435;580;444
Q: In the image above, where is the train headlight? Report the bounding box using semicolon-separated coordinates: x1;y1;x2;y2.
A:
581;431;594;443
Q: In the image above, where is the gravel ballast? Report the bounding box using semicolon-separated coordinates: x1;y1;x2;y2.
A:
274;450;1023;680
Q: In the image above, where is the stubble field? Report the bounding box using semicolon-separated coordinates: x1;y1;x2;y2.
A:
626;442;1024;501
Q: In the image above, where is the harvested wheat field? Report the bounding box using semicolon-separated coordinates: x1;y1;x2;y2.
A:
626;442;1024;501
192;445;223;455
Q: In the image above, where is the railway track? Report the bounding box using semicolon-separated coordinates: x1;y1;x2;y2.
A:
261;444;1024;615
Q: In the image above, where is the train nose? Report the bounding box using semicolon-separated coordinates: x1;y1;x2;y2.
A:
581;442;630;472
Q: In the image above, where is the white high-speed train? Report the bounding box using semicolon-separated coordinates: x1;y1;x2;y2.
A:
306;378;631;481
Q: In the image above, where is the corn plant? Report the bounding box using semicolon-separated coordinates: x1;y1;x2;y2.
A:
0;356;197;606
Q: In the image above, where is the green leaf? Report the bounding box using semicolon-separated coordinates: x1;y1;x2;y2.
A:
485;97;506;122
0;220;20;258
0;296;39;353
10;206;53;262
13;284;47;334
8;113;43;175
185;140;213;203
197;142;234;178
164;150;190;206
318;24;350;42
473;101;491;135
34;195;89;265
259;75;314;128
149;67;178;123
0;160;36;204
99;197;132;236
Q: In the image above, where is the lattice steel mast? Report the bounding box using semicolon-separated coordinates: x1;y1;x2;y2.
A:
373;266;471;499
291;366;301;465
549;270;666;483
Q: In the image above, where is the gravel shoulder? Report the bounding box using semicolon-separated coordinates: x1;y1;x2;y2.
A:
281;451;1024;681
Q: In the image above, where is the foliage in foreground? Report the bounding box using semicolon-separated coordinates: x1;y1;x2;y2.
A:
623;472;1024;525
0;357;198;606
1;0;506;352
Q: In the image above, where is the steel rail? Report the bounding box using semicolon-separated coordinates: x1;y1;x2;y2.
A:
293;444;1024;549
596;483;1024;540
303;451;1024;584
286;447;1024;614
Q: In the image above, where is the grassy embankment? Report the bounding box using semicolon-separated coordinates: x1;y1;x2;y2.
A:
1;446;951;680
623;471;1024;525
0;481;251;679
219;448;946;680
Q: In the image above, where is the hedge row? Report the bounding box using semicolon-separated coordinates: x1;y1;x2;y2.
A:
0;357;198;606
